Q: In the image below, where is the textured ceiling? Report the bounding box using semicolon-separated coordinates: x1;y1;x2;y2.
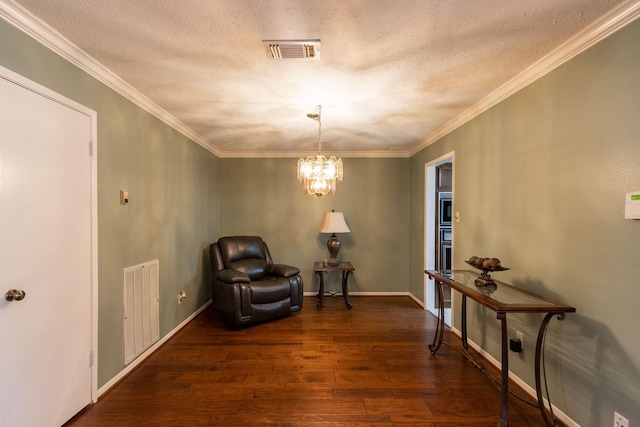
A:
7;0;634;156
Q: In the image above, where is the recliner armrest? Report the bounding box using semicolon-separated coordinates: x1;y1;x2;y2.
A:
266;264;300;278
214;269;250;283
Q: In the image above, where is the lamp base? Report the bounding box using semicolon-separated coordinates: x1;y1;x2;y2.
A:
327;234;341;266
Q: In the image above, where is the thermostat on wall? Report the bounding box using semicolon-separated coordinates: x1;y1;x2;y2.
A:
625;192;640;219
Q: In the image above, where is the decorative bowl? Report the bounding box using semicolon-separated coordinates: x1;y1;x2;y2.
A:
465;260;510;273
465;260;510;286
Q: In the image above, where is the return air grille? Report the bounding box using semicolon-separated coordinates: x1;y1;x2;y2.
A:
123;260;159;365
263;40;320;60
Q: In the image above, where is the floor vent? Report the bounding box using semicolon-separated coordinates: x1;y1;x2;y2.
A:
123;260;160;365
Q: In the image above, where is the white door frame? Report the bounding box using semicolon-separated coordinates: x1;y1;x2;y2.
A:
0;65;99;403
424;152;454;325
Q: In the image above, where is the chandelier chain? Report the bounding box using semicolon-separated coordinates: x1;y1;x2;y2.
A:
316;105;322;154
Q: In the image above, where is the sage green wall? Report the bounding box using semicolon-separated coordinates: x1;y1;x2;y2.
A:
410;19;640;426
0;20;220;388
5;7;639;423
219;158;410;294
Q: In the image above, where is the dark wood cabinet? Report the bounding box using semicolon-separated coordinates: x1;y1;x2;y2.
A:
436;163;452;190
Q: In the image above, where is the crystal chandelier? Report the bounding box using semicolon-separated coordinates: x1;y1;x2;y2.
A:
297;105;343;197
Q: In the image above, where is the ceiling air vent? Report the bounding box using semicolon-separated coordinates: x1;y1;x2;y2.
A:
262;40;320;60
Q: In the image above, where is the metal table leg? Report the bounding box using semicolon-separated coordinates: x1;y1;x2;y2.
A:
429;279;445;354
316;271;324;310
461;295;469;351
536;312;566;427
342;270;353;309
498;312;509;427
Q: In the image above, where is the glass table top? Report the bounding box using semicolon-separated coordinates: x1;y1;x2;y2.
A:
426;270;575;313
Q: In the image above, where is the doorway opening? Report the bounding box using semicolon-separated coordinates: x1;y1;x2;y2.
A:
425;153;454;325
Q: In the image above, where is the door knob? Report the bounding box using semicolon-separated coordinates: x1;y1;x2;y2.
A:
4;289;26;302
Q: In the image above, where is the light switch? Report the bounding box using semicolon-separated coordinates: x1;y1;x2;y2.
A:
120;190;129;205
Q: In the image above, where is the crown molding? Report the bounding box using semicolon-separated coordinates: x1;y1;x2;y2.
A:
2;0;638;160
408;0;640;157
0;0;223;157
217;150;411;159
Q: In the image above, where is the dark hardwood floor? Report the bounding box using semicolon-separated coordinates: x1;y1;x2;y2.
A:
65;296;547;426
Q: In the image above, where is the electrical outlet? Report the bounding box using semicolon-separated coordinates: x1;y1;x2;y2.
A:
615;411;629;427
516;331;524;348
178;290;186;304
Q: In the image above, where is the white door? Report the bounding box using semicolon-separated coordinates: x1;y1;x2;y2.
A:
0;70;94;426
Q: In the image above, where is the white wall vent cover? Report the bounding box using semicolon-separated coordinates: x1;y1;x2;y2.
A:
123;259;160;365
262;40;320;60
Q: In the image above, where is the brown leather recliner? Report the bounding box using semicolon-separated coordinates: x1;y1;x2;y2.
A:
209;236;304;326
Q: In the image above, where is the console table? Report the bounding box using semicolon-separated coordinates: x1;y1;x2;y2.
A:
314;261;355;310
425;269;575;427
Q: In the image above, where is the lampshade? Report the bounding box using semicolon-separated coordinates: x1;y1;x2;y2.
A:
318;211;350;266
318;211;350;233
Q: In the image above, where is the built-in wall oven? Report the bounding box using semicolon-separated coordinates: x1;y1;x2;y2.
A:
439;192;452;226
437;192;452;271
440;229;452;271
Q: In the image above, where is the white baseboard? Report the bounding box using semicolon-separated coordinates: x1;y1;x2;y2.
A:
304;291;426;308
303;291;413;295
303;291;416;297
449;326;579;427
408;293;425;308
97;299;212;398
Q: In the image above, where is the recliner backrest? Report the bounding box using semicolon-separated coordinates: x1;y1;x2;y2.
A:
217;236;273;280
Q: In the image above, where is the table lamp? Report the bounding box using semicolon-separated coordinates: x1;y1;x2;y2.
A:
318;210;351;266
